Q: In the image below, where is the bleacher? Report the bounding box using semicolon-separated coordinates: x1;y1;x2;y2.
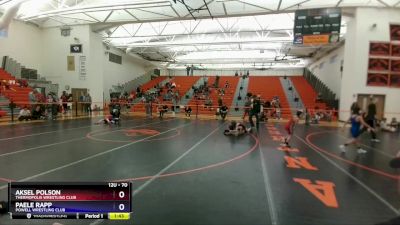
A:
247;76;291;119
189;76;238;115
132;76;200;113
0;69;33;109
290;76;327;110
139;76;166;92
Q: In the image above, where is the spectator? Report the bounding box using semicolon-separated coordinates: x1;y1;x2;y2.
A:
243;96;251;120
32;105;44;120
217;96;223;107
29;89;37;103
224;81;229;89
380;118;397;132
158;104;168;118
219;104;228;120
390;117;399;129
364;97;379;142
86;93;92;114
61;91;68;114
186;65;190;76
205;97;212;107
249;95;261;128
184;106;192;117
18;106;31;121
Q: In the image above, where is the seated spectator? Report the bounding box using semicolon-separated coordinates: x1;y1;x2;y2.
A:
380;118;397;132
158;104;169;118
205;97;212;106
224;81;229;88
32;105;44;120
219;104;228;120
171;82;176;89
390;117;399;129
184;106;192;117
18;106;31;121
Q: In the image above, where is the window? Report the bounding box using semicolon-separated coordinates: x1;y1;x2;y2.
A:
109;53;122;64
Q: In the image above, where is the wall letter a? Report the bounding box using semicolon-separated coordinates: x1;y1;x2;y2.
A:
293;178;339;208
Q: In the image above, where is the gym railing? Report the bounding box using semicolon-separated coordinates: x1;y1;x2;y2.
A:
0;100;399;125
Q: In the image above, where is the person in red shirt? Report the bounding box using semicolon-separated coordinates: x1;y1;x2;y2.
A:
282;110;303;148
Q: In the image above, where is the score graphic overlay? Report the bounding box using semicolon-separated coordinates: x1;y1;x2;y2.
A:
293;8;341;45
8;182;131;220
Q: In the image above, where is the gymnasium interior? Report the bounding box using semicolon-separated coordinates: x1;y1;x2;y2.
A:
0;0;400;225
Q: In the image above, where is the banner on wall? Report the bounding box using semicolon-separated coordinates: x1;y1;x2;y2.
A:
79;56;87;81
67;56;75;71
390;24;400;41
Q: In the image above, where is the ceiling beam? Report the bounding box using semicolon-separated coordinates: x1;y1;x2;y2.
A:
124;9;140;21
237;0;274;11
277;0;283;11
103;10;113;23
170;5;181;17
376;0;390;7
335;0;343;7
83;12;101;22
135;8;174;18
222;2;228;15
282;0;311;11
115;37;293;48
394;0;400;7
106;29;291;39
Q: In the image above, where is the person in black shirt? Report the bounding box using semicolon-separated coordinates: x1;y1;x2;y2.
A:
249;95;261;129
184;106;192;117
219;104;228;120
361;97;380;142
158;104;168;118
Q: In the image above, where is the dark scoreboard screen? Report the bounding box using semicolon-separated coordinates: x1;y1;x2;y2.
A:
293;8;341;45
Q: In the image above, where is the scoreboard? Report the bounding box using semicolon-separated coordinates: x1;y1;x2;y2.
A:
293;8;341;45
8;182;131;220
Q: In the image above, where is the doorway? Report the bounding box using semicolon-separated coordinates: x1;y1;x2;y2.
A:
71;88;87;116
357;94;385;120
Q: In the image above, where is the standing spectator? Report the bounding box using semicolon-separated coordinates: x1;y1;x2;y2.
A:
29;89;37;103
61;91;68;114
86;93;92;114
243;96;251;120
249;95;261;129
219;104;228;120
363;97;379;142
186;65;190;76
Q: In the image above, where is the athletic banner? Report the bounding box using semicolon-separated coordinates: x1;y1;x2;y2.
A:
369;42;390;56
391;60;400;72
367;73;389;86
391;44;400;56
390;74;400;87
390;24;400;41
368;58;389;71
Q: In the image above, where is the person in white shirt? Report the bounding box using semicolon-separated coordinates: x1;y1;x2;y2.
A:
18;106;31;121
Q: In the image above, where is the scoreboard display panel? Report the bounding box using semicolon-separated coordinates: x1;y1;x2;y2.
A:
8;182;132;220
293;8;341;45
